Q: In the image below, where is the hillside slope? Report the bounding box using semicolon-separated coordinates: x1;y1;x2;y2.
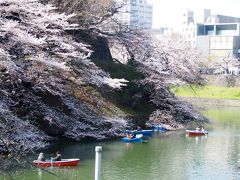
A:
0;0;127;154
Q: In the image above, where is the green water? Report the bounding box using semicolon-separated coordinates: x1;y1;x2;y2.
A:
3;106;240;180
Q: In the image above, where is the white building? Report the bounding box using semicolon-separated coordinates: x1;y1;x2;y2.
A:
196;15;240;57
151;27;174;40
179;9;240;58
118;0;153;30
180;9;211;47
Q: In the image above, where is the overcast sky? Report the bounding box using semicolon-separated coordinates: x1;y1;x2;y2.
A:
148;0;240;28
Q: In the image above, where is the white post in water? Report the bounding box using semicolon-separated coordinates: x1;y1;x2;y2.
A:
95;146;102;180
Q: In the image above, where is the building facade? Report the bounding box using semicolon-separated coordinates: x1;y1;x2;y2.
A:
196;15;240;57
118;0;153;30
180;9;211;48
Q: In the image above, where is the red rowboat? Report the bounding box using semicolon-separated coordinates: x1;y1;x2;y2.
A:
186;130;208;136
33;158;80;167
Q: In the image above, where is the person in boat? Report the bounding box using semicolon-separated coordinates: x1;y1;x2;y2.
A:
131;131;136;138
196;126;200;131
137;126;142;131
53;151;62;161
127;133;132;139
126;131;135;139
37;152;45;161
201;126;205;132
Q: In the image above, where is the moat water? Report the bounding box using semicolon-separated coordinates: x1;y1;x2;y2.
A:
3;106;240;180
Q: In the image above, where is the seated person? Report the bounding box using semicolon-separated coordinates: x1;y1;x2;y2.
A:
53;151;62;161
137;126;142;131
131;131;136;138
127;134;132;139
196;126;200;131
37;152;45;161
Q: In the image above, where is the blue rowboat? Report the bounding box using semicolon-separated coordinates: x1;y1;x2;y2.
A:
125;130;153;136
122;137;144;143
153;125;168;132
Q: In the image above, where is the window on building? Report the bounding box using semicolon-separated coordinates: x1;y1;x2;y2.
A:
210;36;233;50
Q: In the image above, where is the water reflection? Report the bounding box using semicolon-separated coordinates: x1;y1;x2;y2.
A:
186;135;208;145
125;143;133;150
37;168;42;179
36;166;79;180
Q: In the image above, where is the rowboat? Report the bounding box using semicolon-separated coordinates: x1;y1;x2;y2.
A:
186;130;208;136
122;134;144;143
153;125;168;132
125;130;153;136
33;158;80;167
122;137;143;143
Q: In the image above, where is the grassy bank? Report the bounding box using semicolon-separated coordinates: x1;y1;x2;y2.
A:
171;85;240;100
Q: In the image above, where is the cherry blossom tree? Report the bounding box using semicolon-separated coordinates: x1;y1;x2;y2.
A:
109;33;208;127
209;54;240;75
0;0;128;157
48;0;123;31
207;55;240;86
50;0;208;127
0;0;128;89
